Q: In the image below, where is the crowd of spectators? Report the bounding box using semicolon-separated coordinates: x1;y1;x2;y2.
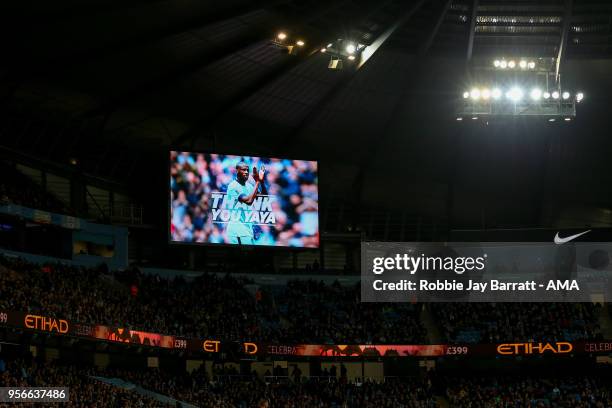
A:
3;356;610;408
2;255;607;345
267;280;427;344
98;367;436;408
431;303;602;343
0;161;68;214
0;358;165;407
0;256;426;344
1;255;608;348
0;256;260;341
443;376;611;408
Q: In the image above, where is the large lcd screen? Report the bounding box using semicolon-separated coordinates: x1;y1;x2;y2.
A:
170;151;319;247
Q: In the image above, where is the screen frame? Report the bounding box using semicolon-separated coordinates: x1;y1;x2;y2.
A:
167;149;321;250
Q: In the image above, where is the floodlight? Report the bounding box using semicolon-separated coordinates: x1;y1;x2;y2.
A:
508;60;516;68
530;88;542;100
470;88;481;100
277;32;287;40
500;60;508;69
296;40;305;46
519;60;527;69
506;87;523;102
562;91;570;100
543;92;551;99
463;91;470;99
552;91;560;99
576;92;584;102
491;88;502;99
346;44;356;54
528;61;536;69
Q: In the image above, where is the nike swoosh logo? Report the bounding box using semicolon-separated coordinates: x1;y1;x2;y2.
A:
554;230;591;244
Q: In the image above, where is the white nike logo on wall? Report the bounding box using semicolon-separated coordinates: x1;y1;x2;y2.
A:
554;230;591;244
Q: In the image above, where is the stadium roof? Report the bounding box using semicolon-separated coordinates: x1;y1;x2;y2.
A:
2;0;612;234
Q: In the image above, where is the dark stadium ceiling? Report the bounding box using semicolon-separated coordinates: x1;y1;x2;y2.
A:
1;0;612;230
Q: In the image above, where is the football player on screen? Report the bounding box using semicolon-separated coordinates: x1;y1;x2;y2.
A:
225;161;267;245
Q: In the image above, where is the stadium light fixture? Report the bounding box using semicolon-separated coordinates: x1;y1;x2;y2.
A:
470;88;481;100
494;60;501;67
565;117;571;121
347;55;356;60
530;88;542;101
456;117;463;121
506;87;523;102
346;43;356;54
500;60;508;69
576;92;584;102
320;48;326;53
543;92;551;99
519;60;527;69
482;88;491;100
508;60;516;69
463;91;470;99
552;91;560;99
548;118;556;122
296;40;305;46
472;116;478;120
562;91;570;100
277;32;287;40
492;88;502;99
528;61;536;69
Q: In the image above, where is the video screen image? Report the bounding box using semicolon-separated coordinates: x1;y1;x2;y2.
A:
170;151;319;248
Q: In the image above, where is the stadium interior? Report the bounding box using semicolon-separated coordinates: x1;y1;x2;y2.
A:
1;0;612;406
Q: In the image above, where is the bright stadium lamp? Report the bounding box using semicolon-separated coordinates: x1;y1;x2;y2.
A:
508;60;516;69
463;91;470;99
482;88;491;100
519;60;527;69
494;60;501;67
506;87;523;102
470;88;481;100
346;43;356;54
528;61;536;69
576;92;584;102
543;91;551;99
277;32;287;40
491;88;502;99
296;40;305;46
562;91;570;100
552;91;560;99
347;55;356;60
500;60;508;69
530;88;542;101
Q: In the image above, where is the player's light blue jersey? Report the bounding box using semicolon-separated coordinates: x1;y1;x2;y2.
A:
225;180;254;238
